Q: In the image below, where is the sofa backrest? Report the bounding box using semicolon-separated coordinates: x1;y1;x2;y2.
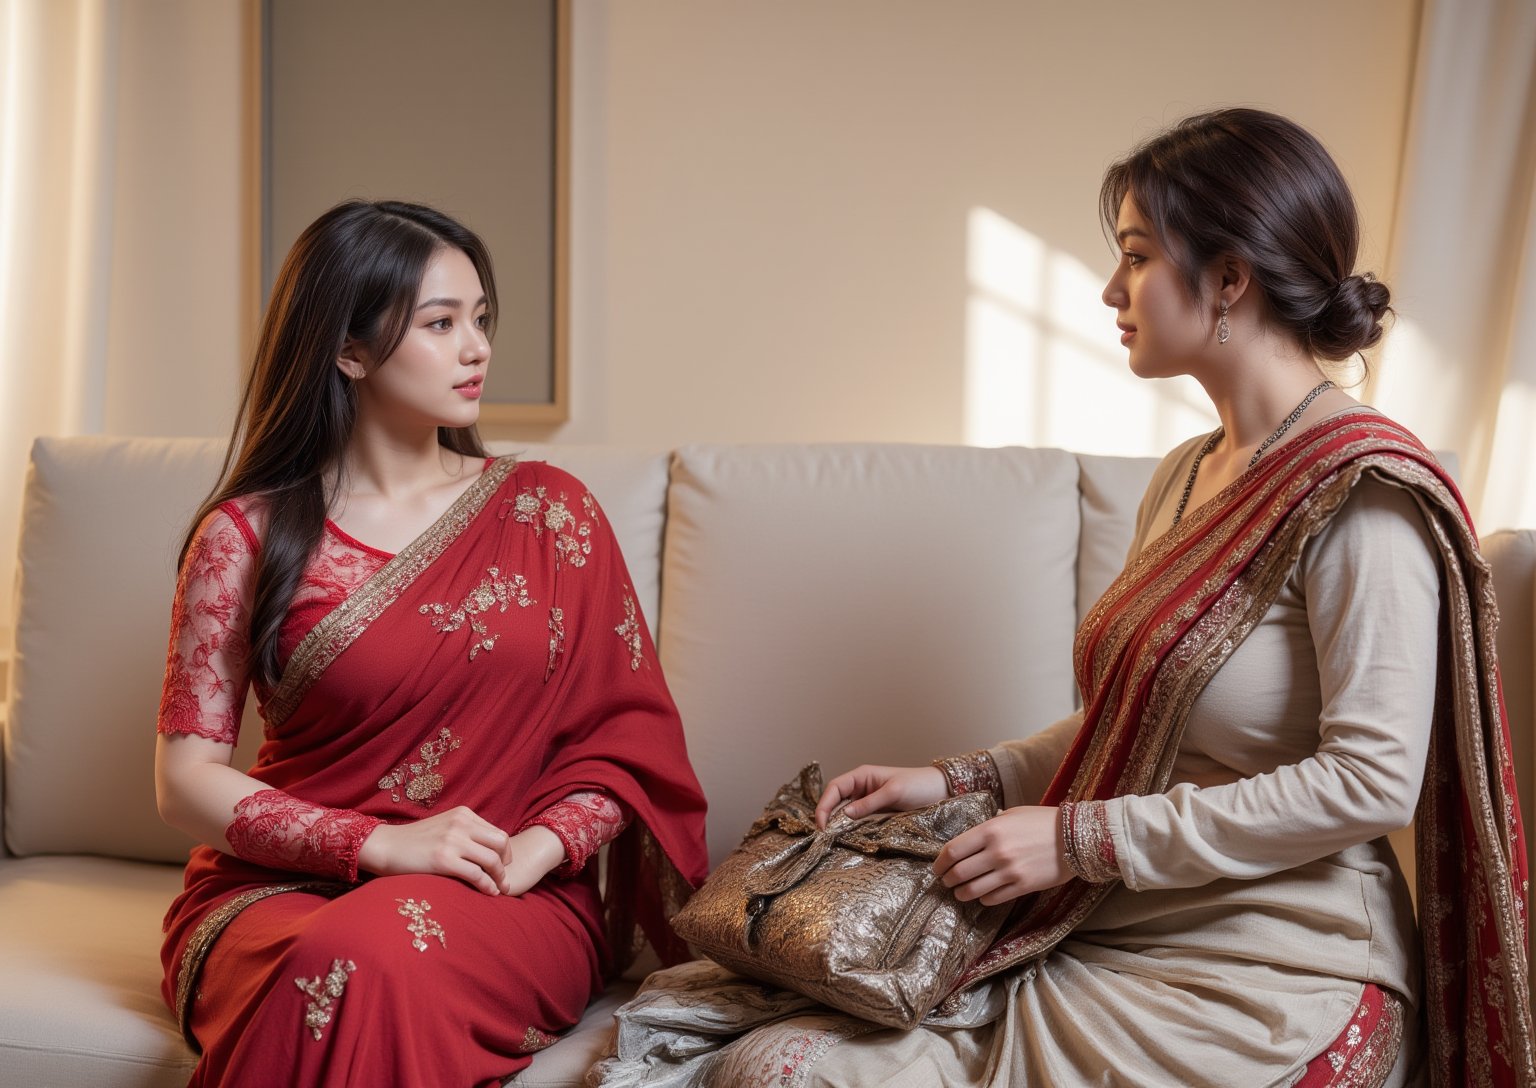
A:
656;444;1086;864
7;437;1526;882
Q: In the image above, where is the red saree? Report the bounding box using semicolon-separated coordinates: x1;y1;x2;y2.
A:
956;409;1534;1085
159;458;708;1087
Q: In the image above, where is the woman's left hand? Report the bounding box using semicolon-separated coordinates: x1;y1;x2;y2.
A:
499;825;566;895
933;806;1068;906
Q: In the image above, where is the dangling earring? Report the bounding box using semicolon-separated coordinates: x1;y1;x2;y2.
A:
1217;300;1231;344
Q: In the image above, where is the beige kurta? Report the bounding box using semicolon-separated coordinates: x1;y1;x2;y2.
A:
970;435;1438;1086
798;438;1439;1087
594;435;1442;1088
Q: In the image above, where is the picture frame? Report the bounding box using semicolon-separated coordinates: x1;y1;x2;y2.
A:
255;0;570;424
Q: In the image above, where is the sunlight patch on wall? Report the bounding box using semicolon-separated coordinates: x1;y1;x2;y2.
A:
964;207;1215;455
1483;381;1536;531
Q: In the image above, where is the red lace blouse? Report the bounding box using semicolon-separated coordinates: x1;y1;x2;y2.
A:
158;501;630;877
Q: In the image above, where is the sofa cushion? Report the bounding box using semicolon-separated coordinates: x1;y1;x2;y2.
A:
8;437;243;862
660;444;1082;865
6;437;669;863
0;856;195;1088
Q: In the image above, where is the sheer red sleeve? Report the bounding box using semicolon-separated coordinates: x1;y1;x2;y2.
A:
157;506;257;746
225;789;381;882
521;790;632;878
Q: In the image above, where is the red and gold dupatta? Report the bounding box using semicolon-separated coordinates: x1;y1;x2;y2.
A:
958;410;1533;1084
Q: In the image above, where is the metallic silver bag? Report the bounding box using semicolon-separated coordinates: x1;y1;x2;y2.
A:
671;763;1010;1030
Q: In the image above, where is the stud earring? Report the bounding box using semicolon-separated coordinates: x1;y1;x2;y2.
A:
1217;300;1230;344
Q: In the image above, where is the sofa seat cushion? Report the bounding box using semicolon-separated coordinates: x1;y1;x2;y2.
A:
0;856;195;1088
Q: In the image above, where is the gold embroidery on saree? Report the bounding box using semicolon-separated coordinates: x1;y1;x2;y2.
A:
296;958;357;1041
378;727;462;806
521;1025;558;1052
395;898;446;952
546;606;566;681
615;591;643;671
503;484;596;571
266;457;519;728
174;881;349;1050
418;566;534;661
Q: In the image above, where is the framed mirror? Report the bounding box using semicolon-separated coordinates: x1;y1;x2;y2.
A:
260;0;569;423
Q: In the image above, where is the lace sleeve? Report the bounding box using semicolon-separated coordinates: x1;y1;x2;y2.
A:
226;789;381;882
521;790;632;878
157;507;256;746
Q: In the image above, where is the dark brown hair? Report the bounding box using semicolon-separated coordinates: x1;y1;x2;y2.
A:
183;199;495;687
1099;108;1390;362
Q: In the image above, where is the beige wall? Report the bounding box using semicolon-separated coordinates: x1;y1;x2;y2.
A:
500;0;1419;452
0;1;1421;687
22;0;1422;455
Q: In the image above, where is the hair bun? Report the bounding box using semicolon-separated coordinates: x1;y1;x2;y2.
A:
1309;272;1392;360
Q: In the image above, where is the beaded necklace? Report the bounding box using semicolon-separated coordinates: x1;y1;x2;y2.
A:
1170;380;1335;527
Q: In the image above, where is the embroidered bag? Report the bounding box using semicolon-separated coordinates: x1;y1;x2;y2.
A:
671;763;1009;1030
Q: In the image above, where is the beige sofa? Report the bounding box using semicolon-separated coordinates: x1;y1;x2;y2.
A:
2;436;1532;1087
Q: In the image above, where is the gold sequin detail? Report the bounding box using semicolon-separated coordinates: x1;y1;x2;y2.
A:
395;898;445;952
295;958;356;1041
419;566;534;661
931;750;1001;800
379;727;462;807
546;607;566;681
615;592;643;671
174;881;348;1051
521;1024;558;1052
1069;799;1117;883
504;485;595;571
1322;992;1405;1087
267;457;518;727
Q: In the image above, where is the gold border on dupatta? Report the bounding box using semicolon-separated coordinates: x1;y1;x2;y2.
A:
174;880;349;1049
263;457;519;729
961;417;1474;991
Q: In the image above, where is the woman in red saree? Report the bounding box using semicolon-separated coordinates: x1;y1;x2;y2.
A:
591;111;1532;1086
155;200;707;1088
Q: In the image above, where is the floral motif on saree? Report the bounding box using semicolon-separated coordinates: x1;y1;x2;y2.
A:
418;566;535;661
295;958;356;1041
503;484;597;571
616;592;644;672
377;726;462;807
395;898;446;952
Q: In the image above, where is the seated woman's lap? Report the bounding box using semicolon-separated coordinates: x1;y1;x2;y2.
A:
189;875;604;1088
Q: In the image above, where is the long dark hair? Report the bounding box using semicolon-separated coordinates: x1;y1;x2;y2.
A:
184;199;495;687
1099;108;1391;362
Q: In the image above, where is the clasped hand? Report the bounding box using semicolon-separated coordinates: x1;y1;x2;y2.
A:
356;806;565;896
814;764;1069;907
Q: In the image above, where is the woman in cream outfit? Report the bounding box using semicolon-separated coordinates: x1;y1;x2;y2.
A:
591;110;1531;1088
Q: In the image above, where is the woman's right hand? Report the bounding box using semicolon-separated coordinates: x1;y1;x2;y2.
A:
815;765;949;829
356;806;511;895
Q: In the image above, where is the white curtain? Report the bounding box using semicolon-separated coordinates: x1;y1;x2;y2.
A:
1371;0;1536;533
0;0;249;681
0;0;120;665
